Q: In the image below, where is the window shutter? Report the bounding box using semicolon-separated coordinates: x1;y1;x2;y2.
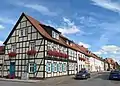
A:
51;63;53;72
51;63;54;72
46;63;48;72
57;64;59;72
34;63;37;73
62;64;64;72
27;63;29;73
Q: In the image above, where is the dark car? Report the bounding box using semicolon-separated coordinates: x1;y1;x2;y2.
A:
75;69;90;79
109;70;120;80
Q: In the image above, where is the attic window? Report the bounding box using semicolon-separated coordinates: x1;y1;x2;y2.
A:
70;43;72;46
20;28;27;37
52;31;59;39
66;40;69;44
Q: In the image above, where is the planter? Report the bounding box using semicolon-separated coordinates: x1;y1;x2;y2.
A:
47;50;53;56
47;50;69;58
8;52;17;57
27;50;37;56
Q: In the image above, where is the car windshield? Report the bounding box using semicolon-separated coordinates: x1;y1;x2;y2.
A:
111;70;120;74
79;70;87;73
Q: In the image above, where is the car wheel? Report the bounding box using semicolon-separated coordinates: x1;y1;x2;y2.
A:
109;77;111;80
85;76;88;79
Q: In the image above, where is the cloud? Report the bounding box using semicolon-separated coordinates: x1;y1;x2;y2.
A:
95;45;120;55
94;45;120;62
93;49;107;55
79;42;91;48
102;45;120;53
91;0;120;13
18;2;57;16
57;17;80;34
0;25;5;29
0;41;3;46
0;17;15;24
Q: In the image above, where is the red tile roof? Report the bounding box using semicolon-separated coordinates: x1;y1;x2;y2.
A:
105;58;115;65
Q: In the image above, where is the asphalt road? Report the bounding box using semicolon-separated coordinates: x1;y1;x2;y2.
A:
0;72;120;86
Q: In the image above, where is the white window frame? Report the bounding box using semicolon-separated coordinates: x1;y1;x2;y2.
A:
20;29;23;37
30;41;35;50
28;62;36;73
53;62;57;72
29;63;34;73
52;31;59;39
59;63;62;72
12;43;16;52
46;62;51;73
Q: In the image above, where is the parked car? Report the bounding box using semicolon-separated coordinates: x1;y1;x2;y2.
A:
75;69;90;79
109;70;120;80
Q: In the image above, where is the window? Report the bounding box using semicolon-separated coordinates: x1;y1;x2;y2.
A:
20;29;23;37
53;62;57;72
46;62;51;73
30;41;35;50
25;28;28;36
20;28;27;37
30;64;34;72
57;64;59;72
66;40;69;44
63;63;67;72
12;44;16;52
70;43;72;46
59;63;62;72
21;21;26;28
52;31;59;39
28;62;37;73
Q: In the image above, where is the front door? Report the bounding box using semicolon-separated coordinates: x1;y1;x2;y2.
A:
10;62;15;78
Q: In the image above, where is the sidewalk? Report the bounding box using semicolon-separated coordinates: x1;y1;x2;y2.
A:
0;78;40;83
0;72;100;83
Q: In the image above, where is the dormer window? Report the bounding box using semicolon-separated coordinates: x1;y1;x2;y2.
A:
70;43;72;46
66;40;69;44
52;31;59;39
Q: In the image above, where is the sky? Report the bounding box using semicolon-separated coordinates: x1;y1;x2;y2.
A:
0;0;120;63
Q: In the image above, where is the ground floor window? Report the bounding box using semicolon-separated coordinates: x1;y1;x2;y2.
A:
62;63;67;72
46;61;67;73
53;62;57;72
59;63;62;72
28;62;37;73
46;62;51;73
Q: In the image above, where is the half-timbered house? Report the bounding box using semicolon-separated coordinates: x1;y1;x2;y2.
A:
2;13;78;79
0;46;4;77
